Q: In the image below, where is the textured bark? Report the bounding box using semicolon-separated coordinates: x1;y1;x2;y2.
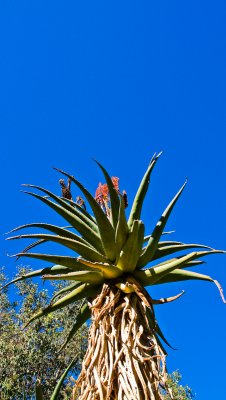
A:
75;283;171;400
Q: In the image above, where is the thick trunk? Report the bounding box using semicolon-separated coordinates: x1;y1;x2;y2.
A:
75;283;170;400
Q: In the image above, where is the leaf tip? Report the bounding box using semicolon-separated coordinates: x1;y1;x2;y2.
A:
213;280;226;303
157;150;163;158
6;253;16;258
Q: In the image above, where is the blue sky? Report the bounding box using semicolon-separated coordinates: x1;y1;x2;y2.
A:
1;1;226;398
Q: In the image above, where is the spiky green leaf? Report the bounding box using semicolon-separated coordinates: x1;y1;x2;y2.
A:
58;302;91;353
13;253;98;271
143;231;175;243
78;258;122;279
117;220;144;272
1;265;71;290
152;242;212;261
22;191;103;252
50;356;78;400
137;181;187;267
9;233;107;263
25;283;101;327
35;380;44;400
61;197;97;226
156;269;226;303
115;197;129;254
135;250;224;285
50;282;81;304
54;168;117;261
22;184;98;233
8;223;94;248
128;152;162;229
43;270;104;285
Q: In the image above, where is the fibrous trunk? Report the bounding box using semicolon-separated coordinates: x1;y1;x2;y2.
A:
75;283;170;400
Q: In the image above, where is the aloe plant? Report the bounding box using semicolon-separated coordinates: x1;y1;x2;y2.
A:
6;153;225;400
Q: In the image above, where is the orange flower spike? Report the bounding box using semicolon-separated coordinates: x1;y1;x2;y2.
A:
101;183;109;199
95;182;109;208
111;177;120;193
95;183;105;205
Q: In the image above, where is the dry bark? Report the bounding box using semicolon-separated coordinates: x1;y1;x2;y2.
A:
75;283;171;400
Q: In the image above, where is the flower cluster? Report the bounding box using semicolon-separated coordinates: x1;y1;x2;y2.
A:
95;177;127;215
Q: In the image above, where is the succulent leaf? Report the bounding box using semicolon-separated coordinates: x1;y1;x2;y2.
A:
116;220;144;272
143;231;175;243
43;270;104;284
78;258;123;279
152;250;224;282
152;242;212;261
137;180;187;268
58;302;91;353
1;265;71;290
54;168;117;261
155;320;175;350
25;283;101;327
8;233;107;263
145;307;168;355
149;258;205;269
49;282;81;304
23;190;103;252
61;197;97;225
128;152;162;229
135;250;224;285
35;380;44;400
13;253;98;271
155;269;226;302
22;184;99;233
155;269;215;284
8;223;95;248
50;356;78;400
115;197;129;255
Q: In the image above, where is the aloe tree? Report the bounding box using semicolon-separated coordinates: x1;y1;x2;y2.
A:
6;153;225;399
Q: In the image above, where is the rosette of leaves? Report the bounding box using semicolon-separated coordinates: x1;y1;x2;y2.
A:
5;153;225;400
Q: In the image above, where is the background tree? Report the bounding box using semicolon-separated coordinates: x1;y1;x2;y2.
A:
0;267;88;399
162;372;194;400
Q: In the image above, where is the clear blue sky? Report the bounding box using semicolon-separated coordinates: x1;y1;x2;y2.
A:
1;1;226;398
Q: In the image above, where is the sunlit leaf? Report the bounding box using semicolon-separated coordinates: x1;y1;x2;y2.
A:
22;184;98;233
115;197;129;254
50;356;78;400
1;265;71;290
128;152;162;229
8;233;107;263
152;242;212;261
137;181;187;267
25;283;101;327
13;252;97;271
78;258;122;279
43;270;104;285
117;220;144;272
22;190;103;252
7;222;94;248
54;168;117;261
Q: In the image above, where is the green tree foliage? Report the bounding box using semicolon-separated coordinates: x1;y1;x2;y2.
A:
0;267;88;400
162;371;194;399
